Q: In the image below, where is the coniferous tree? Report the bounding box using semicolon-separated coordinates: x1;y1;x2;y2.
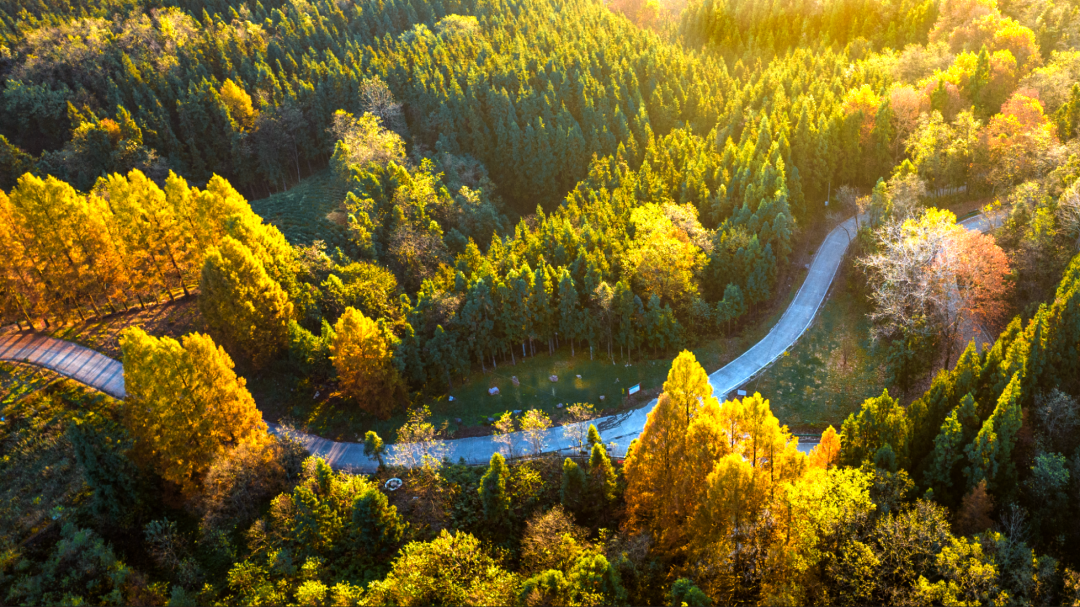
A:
200;236;294;368
479;452;512;529
120;327;267;495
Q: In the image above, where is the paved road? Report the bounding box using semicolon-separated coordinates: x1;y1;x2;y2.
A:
1;212;994;474
0;332;127;399
279;215;865;471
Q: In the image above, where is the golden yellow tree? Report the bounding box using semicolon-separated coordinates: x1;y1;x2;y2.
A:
809;425;842;469
683;394;813;604
199;236;293;368
95;170;196;301
623;350;720;552
120;327;268;494
331;306;406;419
0;188;52;325
6;173;129;319
220;79;257;132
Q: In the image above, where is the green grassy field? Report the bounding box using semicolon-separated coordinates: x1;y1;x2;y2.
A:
743;262;886;433
1;362;56;408
249;170;355;254
253;335;750;442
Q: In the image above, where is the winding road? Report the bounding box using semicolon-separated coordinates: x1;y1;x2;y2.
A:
1;213;994;473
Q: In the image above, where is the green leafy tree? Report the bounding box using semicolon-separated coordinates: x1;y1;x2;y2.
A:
669;578;713;606
364;431;386;468
67;415;142;524
561;457;588;514
839;389;912;470
364;530;519;606
588;442;618;512
479;452;511;529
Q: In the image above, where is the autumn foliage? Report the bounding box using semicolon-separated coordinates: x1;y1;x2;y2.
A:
331;306;407;418
119;327;268;494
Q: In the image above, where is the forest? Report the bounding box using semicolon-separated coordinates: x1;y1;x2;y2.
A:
2;0;1080;603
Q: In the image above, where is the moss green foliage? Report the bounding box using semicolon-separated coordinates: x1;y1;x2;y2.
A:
364;530;520;606
478;452;511;528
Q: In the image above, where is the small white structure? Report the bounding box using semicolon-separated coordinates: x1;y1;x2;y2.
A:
489;386;500;395
549;374;559;382
628;384;640;395
385;478;403;491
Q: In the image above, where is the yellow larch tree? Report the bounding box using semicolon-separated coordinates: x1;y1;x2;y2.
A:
0;189;52;325
623;350;722;553
199;236;293;368
120;327;268;495
809;425;842;469
95;170;197;298
6;173;128;319
330;306;406;419
220;79;257;132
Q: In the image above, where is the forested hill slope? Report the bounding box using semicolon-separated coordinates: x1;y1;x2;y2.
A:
839;246;1080;561
1;0;892;216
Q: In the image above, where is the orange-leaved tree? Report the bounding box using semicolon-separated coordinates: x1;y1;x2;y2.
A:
120;327;268;495
331;306;406;419
809;425;842;469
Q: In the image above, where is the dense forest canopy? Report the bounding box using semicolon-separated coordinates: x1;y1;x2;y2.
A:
2;0;1080;603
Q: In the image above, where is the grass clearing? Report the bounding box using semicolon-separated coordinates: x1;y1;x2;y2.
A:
249;169;355;253
1;362;59;409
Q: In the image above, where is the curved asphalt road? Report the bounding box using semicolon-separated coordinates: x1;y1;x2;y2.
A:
1;213;994;473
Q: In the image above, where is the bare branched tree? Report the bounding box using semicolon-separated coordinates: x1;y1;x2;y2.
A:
358;76;405;131
1057;177;1080;250
887;173;927;220
858;210;959;345
562;403;597;453
521;409;552;457
390;406;448;471
861;208;1012;371
493;411;517;459
1034;389;1080;450
329;110;405;171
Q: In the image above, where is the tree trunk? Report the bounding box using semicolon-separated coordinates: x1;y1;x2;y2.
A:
570;339;574;357
86;295;102;318
511;347;516;365
492;353;497;370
